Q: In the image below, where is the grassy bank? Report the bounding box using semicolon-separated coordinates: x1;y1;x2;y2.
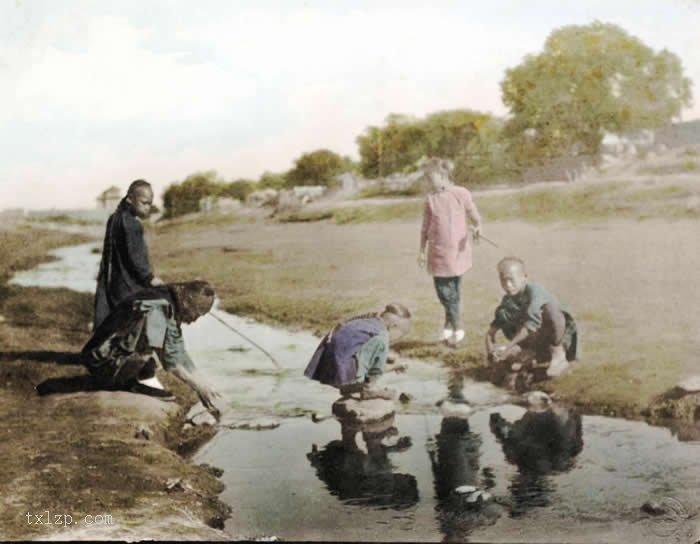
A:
478;178;699;223
0;227;93;284
276;177;699;226
275;201;422;225
153;177;699;418
0;228;227;540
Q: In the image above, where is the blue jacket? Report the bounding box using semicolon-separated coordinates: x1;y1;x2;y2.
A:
304;317;386;386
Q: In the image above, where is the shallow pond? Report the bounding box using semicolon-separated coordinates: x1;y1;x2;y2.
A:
198;409;700;543
12;241;700;543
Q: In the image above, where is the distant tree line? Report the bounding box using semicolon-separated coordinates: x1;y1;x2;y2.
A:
161;150;355;218
162;172;256;218
161;21;692;218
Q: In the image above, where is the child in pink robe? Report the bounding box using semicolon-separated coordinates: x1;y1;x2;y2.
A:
419;158;482;346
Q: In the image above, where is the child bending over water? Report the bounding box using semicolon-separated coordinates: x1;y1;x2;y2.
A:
304;303;412;400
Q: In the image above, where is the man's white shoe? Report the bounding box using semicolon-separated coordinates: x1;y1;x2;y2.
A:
139;376;165;390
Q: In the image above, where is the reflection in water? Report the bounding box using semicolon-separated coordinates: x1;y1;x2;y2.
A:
430;418;481;499
307;415;419;510
429;410;504;541
430;371;505;542
490;404;583;517
446;369;468;403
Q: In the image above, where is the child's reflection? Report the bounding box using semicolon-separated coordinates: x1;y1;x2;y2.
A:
430;371;505;541
307;416;419;510
490;402;583;516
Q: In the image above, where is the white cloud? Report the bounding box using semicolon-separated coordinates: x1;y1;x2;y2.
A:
1;1;699;210
5;15;257;123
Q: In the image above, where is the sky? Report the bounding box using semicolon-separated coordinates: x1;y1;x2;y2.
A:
1;0;699;210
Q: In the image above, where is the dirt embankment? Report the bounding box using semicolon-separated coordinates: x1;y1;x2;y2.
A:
0;228;228;541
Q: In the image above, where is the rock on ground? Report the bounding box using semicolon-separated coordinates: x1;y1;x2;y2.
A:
332;398;395;425
677;375;700;393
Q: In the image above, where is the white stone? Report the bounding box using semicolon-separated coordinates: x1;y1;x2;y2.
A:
332;398;395;424
439;400;473;419
677;375;700;393
454;485;478;495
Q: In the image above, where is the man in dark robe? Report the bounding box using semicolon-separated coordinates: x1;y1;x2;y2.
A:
94;179;164;329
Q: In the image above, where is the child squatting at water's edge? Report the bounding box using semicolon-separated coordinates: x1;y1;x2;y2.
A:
485;257;578;378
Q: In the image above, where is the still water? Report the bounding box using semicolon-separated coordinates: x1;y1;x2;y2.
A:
12;242;700;543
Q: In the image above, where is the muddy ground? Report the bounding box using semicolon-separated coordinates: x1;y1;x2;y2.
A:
0;227;228;541
151;175;700;421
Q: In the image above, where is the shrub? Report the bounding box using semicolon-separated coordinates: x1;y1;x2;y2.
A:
258;171;288;190
162;171;224;218
286;149;353;187
220;179;255;201
163;171;254;219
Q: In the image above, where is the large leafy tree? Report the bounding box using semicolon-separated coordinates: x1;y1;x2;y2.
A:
356;114;426;178
501;22;692;161
356;110;492;178
286;149;353;187
422;110;491;159
453;118;519;185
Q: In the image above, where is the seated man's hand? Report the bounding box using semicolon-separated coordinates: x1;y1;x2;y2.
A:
150;276;165;287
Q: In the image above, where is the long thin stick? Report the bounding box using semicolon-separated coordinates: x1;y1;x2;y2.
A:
470;226;500;248
208;311;282;370
478;234;500;248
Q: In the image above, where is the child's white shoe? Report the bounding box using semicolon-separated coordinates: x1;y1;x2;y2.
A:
442;329;454;342
453;330;465;344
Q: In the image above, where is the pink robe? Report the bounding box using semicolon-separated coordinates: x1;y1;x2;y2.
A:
420;185;481;277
